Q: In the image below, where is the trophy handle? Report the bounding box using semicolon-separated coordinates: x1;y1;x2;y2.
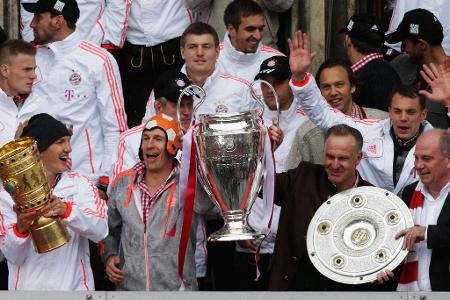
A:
249;79;280;124
176;84;206;133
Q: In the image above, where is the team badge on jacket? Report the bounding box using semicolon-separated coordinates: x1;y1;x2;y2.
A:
69;70;82;86
215;102;228;113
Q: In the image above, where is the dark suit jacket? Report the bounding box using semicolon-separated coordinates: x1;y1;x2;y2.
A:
268;162;373;291
401;182;450;291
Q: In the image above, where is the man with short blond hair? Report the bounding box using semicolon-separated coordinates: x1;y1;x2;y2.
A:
0;39;43;147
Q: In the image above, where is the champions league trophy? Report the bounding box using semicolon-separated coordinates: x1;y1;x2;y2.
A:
177;81;279;241
0;137;71;253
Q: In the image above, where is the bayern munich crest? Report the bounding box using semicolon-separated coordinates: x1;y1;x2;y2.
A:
176;79;186;87
69;70;82;86
267;59;276;67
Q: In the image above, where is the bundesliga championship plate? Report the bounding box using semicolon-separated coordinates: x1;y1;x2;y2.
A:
306;186;413;284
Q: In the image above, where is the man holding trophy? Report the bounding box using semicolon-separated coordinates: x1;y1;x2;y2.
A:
0;113;108;290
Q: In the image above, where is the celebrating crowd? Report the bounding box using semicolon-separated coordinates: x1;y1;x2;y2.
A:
0;0;449;293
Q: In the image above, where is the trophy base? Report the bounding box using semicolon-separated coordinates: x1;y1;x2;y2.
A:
208;211;265;242
30;216;71;253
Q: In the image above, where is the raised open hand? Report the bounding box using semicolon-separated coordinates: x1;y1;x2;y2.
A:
288;31;317;82
419;63;450;107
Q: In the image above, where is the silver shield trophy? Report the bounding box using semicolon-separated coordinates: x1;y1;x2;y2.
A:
307;186;414;284
177;81;280;241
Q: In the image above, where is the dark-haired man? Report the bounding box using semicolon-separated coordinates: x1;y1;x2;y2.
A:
341;14;400;111
288;31;432;196
188;0;293;49
218;0;284;83
22;0;127;188
286;58;387;168
385;8;449;129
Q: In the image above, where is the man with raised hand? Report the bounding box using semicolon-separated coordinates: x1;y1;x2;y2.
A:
287;31;432;196
385;8;449;129
286;58;387;168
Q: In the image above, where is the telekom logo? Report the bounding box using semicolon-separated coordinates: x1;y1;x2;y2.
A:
65;90;74;101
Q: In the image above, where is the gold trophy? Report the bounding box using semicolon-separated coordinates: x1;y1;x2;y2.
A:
0;137;71;253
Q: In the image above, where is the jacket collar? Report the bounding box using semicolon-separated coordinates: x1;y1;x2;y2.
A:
381;118;433;138
181;62;222;89
47;31;81;58
221;33;262;66
263;99;297;126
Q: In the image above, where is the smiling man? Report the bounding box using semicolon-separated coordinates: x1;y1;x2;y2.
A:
286;59;387;168
0;113;108;290
377;129;450;291
288;31;433;196
179;22;257;117
269;124;375;290
218;0;284;83
104;113;210;290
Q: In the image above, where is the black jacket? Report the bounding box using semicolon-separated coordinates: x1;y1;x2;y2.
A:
401;182;450;291
269;162;374;291
353;58;400;112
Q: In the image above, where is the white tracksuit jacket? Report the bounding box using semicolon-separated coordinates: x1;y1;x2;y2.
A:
291;75;433;196
0;172;108;290
20;0;130;47
125;0;192;46
31;31;128;183
143;63;258;121
0;90;45;148
218;33;284;82
185;65;258;118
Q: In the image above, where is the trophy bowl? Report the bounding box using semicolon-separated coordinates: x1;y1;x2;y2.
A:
306;186;414;284
194;111;266;241
0;137;71;253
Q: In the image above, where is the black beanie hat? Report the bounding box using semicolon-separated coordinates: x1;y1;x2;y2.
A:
21;113;70;152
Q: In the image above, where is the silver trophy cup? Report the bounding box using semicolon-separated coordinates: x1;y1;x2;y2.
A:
176;82;280;241
194;111;267;241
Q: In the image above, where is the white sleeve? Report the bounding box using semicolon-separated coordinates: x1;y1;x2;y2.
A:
96;51;128;178
20;0;36;42
0;194;33;266
291;75;378;136
60;175;108;243
100;0;132;47
111;132;139;182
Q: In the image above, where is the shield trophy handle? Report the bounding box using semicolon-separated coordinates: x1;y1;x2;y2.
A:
249;79;280;124
176;84;206;134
